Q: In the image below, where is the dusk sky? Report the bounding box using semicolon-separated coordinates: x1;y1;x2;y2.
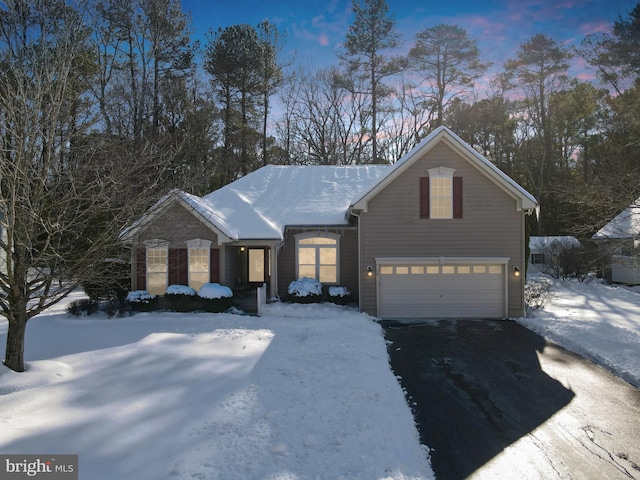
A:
181;0;637;84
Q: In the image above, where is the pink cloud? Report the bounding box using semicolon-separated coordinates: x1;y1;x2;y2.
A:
318;34;329;46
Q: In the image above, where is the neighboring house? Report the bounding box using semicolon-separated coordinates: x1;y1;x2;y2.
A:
592;198;640;285
121;127;538;319
528;236;582;275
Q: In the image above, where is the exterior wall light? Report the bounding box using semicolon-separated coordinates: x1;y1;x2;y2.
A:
367;266;374;277
513;266;520;277
240;246;246;252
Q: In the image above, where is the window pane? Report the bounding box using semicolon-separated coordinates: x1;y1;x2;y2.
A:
299;247;316;265
488;265;502;274
380;266;393;275
458;266;471;274
190;272;209;292
395;266;409;274
319;247;336;264
442;266;455;274
299;265;316;279
189;248;209;272
411;266;425;274
299;237;336;245
473;265;486;274
148;273;166;296
147;248;167;273
426;266;439;274
248;249;264;283
319;266;337;283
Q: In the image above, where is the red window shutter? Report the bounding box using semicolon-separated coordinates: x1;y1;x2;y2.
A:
453;177;463;218
419;177;430;218
178;249;188;285
136;248;146;291
168;249;189;286
210;248;220;283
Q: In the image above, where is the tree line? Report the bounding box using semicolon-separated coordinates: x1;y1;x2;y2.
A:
0;0;638;371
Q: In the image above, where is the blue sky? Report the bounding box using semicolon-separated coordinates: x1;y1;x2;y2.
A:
182;0;636;81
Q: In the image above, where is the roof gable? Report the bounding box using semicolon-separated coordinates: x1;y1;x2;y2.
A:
351;126;538;213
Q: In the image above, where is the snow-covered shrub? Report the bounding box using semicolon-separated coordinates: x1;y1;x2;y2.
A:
525;277;554;312
126;290;158;312
288;277;323;303
327;286;351;305
196;283;234;313
165;285;198;312
198;283;233;299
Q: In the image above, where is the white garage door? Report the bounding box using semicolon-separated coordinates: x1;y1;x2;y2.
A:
377;260;506;319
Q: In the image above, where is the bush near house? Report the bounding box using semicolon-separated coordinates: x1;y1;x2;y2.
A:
327;286;352;305
288;278;323;303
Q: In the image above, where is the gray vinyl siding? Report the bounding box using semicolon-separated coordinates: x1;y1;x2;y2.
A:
277;227;359;300
359;142;527;317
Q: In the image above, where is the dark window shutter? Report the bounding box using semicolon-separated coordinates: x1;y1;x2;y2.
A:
168;249;179;286
453;177;463;218
136;248;146;291
210;248;220;283
419;177;430;218
168;249;189;286
178;249;188;285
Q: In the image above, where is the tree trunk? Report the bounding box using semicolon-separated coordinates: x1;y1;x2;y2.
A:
4;313;27;372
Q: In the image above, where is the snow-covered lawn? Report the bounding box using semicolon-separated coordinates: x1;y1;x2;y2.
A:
0;275;639;479
518;275;640;388
0;298;432;480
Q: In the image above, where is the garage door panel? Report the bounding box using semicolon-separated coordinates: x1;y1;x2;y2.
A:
377;262;505;319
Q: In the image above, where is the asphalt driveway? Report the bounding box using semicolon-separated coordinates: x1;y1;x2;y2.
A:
382;319;640;480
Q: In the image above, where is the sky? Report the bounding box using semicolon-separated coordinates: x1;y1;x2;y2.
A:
180;0;638;83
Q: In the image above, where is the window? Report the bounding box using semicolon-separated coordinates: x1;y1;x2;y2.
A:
296;233;340;283
420;167;462;219
146;241;168;295
531;253;545;265
187;239;211;292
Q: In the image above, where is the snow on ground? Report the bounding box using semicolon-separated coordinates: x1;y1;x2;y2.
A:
1;275;639;479
0;297;432;480
517;275;640;388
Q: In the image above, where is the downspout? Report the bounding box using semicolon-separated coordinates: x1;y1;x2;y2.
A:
350;209;363;312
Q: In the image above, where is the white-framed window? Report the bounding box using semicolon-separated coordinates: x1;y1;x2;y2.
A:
186;239;211;292
428;167;456;219
146;240;168;296
295;232;340;284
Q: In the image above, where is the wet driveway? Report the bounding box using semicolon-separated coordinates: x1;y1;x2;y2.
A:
382;319;640;480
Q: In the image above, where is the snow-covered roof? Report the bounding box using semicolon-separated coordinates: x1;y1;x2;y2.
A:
529;236;582;251
124;127;538;243
123;165;390;242
201;165;389;239
593;198;640;240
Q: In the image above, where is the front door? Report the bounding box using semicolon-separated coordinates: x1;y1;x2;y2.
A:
248;248;268;283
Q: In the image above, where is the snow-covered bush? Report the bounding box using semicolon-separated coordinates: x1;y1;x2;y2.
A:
196;283;234;312
327;286;351;305
525;277;554;312
288;277;323;303
126;290;158;312
165;285;199;312
198;283;233;299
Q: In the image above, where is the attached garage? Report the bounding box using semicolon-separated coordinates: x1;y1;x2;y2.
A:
376;257;509;319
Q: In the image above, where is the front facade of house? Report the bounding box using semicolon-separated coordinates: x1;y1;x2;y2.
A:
122;127;538;318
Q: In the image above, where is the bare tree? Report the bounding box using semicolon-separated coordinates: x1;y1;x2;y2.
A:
0;0;169;372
